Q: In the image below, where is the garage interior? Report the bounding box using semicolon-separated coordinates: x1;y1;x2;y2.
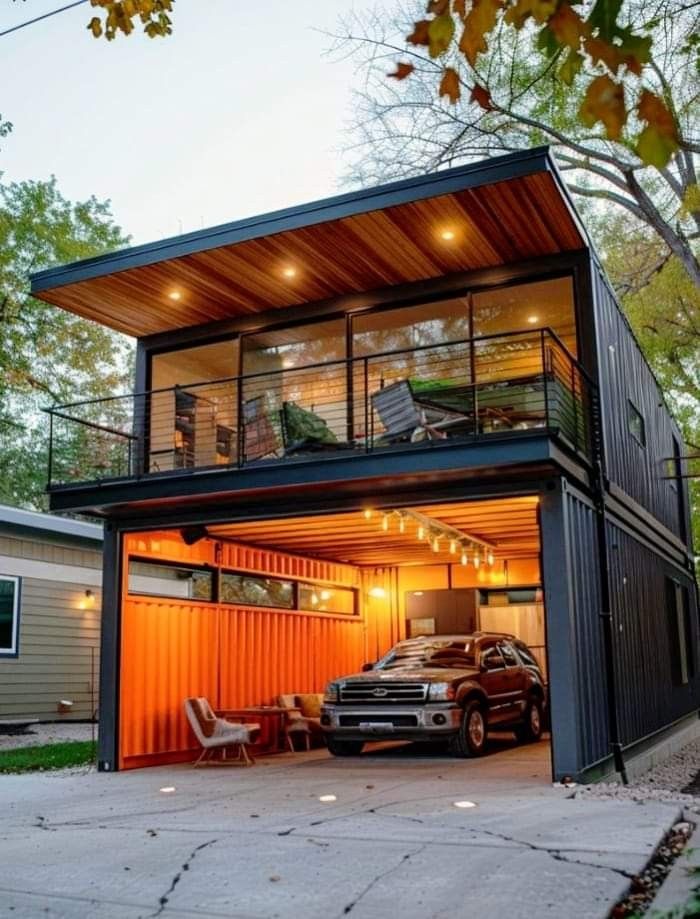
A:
120;495;550;771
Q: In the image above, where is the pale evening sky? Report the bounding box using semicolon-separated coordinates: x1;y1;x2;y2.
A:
0;0;377;245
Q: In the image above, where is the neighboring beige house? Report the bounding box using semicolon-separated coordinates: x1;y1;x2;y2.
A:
0;505;102;721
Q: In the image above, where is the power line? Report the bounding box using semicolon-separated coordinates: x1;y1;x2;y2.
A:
0;0;89;39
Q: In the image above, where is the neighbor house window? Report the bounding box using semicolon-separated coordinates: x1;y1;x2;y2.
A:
298;583;357;615
128;560;214;601
627;401;646;446
220;573;295;609
666;577;694;685
0;575;20;657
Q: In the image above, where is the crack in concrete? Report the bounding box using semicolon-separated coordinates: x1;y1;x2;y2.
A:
477;828;635;879
338;844;428;917
148;837;218;918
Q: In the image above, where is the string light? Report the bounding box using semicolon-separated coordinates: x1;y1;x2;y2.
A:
363;508;373;520
487;550;495;566
474;552;481;569
449;539;457;555
381;514;389;532
398;514;406;534
432;535;441;553
417;524;425;541
461;550;468;566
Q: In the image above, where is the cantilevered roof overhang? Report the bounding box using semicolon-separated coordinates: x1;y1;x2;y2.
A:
30;147;588;338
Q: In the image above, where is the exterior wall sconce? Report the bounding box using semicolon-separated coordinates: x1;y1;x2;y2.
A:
78;589;96;610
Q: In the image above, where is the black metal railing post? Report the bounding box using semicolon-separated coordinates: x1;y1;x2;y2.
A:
47;411;54;488
571;359;579;452
236;377;245;468
541;329;550;429
364;357;371;452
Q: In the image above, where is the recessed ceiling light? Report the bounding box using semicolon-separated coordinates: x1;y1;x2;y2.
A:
527;315;539;324
440;228;456;241
168;290;182;301
319;794;337;802
282;266;297;278
453;800;477;809
160;786;176;794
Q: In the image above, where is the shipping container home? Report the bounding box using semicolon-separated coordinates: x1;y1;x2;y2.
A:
0;504;102;721
31;147;698;782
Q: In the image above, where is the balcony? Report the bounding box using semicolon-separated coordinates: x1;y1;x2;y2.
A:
46;328;594;492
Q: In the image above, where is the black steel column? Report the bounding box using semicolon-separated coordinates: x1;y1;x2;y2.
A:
97;523;123;772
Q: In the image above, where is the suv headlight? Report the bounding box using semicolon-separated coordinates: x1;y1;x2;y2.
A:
324;682;340;703
428;682;456;701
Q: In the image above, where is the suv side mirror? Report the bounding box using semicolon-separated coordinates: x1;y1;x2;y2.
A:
362;662;374;672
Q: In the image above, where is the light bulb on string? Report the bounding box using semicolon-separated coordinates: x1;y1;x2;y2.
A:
487;550;494;566
474;552;481;569
449;539;457;555
417;525;425;541
363;508;373;520
381;514;389;532
460;549;468;566
432;535;440;553
398;515;406;534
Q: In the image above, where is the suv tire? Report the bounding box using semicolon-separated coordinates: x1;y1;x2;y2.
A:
515;696;543;744
326;737;364;756
449;700;487;757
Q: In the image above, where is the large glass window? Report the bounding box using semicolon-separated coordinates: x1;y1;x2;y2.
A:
0;576;20;656
241;319;348;443
149;340;239;472
221;573;295;609
128;560;214;601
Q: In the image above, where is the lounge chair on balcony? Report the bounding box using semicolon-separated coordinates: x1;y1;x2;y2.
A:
370;379;473;445
184;697;260;766
243;396;281;462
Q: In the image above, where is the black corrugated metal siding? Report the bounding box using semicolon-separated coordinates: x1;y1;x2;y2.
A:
564;488;610;767
592;267;690;543
607;519;699;746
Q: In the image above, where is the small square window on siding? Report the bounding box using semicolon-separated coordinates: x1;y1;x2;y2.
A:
627;401;646;447
0;575;20;657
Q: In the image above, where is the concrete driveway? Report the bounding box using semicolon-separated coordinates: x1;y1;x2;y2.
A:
0;737;680;918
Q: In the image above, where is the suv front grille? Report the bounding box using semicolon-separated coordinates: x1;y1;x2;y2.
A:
339;682;428;704
338;714;419;727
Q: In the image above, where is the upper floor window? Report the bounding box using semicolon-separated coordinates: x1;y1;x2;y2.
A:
627;400;646;447
666;578;694;685
0;575;20;657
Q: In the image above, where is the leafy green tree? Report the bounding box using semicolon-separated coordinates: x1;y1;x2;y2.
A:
333;0;699;287
0;176;134;510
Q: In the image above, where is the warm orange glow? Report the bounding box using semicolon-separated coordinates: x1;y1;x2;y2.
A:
168;290;182;301
439;228;456;241
282;265;297;278
369;585;387;599
527;314;539;324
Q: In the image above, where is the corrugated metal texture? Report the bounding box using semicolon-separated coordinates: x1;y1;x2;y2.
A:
592;267;689;542
119;598;364;768
220;542;359;587
125;532;213;565
218;606;364;708
564;490;610;767
0;577;101;720
120;598;219;766
607;520;699;747
363;567;402;662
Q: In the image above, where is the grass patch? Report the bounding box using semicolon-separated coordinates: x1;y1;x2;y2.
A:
0;740;95;774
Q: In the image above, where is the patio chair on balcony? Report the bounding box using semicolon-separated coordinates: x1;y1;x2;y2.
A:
370;379;473;445
184;697;260;767
243;396;281;462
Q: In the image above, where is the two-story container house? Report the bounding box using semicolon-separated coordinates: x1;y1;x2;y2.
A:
31;148;698;782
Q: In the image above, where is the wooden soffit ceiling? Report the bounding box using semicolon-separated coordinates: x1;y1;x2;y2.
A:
207;497;541;567
30;149;586;339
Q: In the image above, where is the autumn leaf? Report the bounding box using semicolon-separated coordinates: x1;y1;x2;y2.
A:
636;90;679;168
439;67;461;103
453;0;467;19
579;74;626;140
505;0;558;29
88;16;103;37
548;3;589;50
427;0;450;13
428;13;455;57
407;19;431;46
470;83;493;110
459;0;503;66
388;62;415;81
558;48;583;84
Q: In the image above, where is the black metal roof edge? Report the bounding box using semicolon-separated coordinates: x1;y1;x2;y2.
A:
30;146;559;293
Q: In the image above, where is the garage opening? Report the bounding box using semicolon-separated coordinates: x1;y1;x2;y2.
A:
118;495;550;774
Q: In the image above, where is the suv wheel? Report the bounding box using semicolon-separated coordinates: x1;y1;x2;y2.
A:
515;697;543;744
326;737;364;757
449;700;488;757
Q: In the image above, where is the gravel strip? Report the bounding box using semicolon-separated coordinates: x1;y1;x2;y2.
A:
0;722;97;751
574;737;700;811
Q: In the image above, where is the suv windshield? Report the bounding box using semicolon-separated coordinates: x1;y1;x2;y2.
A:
376;638;476;670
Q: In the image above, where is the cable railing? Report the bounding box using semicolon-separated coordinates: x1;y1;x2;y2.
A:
45;327;595;488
